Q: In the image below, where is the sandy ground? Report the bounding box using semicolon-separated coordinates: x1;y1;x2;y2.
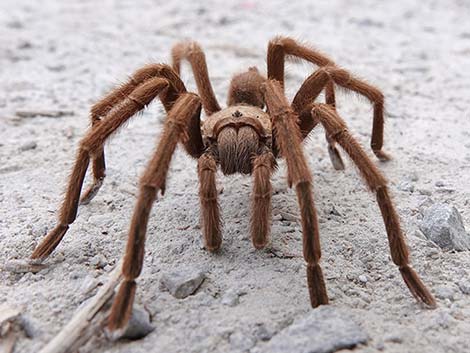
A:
1;0;470;352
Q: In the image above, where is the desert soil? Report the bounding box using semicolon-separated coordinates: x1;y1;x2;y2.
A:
1;0;470;352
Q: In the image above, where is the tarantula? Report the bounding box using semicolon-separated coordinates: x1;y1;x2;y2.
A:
30;37;436;333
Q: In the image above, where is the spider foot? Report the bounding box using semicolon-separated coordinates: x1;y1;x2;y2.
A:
373;149;392;162
307;264;329;308
204;243;222;253
400;266;436;308
80;178;104;205
108;280;136;335
31;224;69;260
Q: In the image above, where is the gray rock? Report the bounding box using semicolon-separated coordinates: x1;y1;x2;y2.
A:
419;204;470;251
19;141;37;151
161;270;206;299
221;288;240;307
120;307;155;340
457;281;470;295
258;306;368;353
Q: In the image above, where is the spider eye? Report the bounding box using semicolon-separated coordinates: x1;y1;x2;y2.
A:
232;110;243;118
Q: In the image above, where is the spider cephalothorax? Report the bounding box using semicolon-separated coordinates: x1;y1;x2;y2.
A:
203;104;273;175
30;37;436;333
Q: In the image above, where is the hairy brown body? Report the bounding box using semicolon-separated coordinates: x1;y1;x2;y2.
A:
29;37;436;335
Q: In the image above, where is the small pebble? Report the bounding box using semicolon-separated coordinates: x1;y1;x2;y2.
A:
457;280;470;295
426;248;440;259
254;323;274;341
90;254;107;269
358;275;368;284
19;141;37;151
279;211;299;223
161;270;206;299
397;181;414;193
221;289;240;307
384;333;403;343
120;307;155;340
417;188;432;196
329;205;342;216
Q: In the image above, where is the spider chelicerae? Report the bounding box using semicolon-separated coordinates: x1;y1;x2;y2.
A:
30;37;436;332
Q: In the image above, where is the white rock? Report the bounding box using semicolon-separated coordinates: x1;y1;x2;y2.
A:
358;275;368;283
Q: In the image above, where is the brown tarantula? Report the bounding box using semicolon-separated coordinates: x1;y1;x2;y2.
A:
30;37;436;333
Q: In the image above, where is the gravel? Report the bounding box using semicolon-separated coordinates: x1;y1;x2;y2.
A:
1;1;470;353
